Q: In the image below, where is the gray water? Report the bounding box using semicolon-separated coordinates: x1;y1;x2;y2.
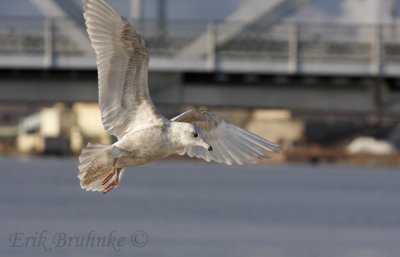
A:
1;157;399;257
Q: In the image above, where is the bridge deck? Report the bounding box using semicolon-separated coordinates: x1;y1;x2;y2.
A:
1;18;400;76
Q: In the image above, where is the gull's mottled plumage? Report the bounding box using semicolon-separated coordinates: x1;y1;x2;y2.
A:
78;0;280;193
83;0;161;139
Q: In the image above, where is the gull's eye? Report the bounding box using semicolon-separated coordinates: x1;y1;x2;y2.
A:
192;132;198;138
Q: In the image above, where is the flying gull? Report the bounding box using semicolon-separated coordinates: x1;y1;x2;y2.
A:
78;0;280;193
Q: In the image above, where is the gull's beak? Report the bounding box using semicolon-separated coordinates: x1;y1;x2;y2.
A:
199;139;212;151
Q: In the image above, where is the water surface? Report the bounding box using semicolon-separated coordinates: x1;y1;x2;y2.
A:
1;158;399;257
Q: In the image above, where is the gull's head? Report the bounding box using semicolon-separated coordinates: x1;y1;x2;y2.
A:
171;122;212;151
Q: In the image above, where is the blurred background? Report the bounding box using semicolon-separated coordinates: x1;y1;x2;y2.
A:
1;0;400;162
0;0;400;257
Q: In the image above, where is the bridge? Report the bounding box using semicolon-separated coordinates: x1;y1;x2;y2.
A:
0;0;400;113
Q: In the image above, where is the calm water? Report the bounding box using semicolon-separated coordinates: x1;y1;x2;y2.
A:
1;157;399;257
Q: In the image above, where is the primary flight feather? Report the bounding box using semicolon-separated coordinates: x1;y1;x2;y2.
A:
79;0;280;193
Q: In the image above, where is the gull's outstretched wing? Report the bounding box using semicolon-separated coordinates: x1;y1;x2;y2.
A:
172;109;280;165
83;0;162;139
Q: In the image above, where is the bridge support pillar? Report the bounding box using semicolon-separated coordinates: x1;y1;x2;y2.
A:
288;24;299;74
44;18;54;68
130;0;143;21
370;24;383;75
157;0;166;37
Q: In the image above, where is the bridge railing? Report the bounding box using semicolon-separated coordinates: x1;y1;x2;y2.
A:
0;17;84;55
1;17;400;75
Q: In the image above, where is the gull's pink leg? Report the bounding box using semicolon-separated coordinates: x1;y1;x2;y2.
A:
103;168;122;194
115;168;122;184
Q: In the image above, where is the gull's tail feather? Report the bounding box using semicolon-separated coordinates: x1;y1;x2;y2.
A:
78;143;125;192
